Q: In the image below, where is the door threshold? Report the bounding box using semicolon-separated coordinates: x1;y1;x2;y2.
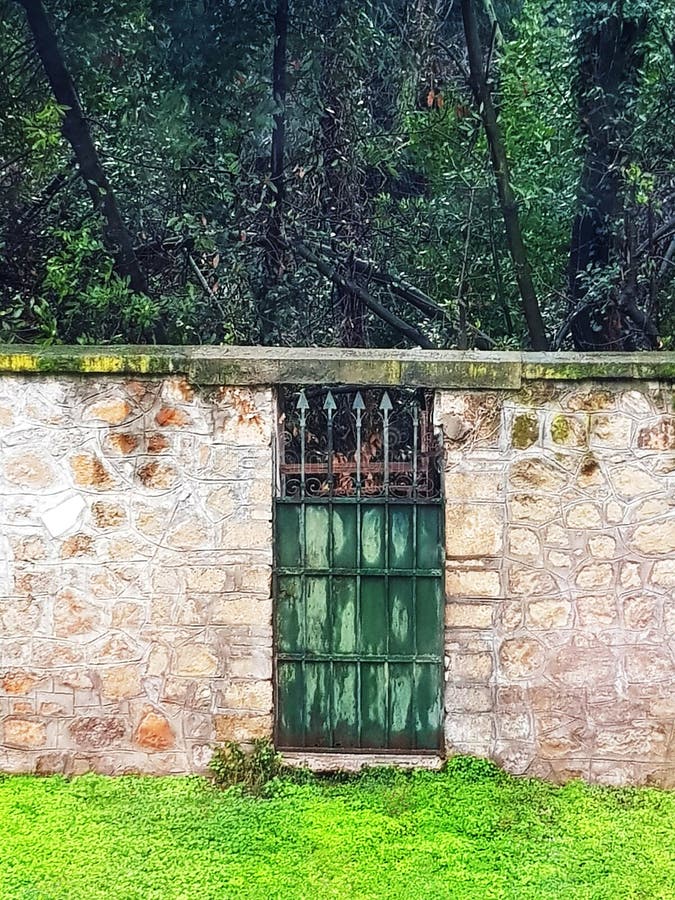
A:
282;751;444;773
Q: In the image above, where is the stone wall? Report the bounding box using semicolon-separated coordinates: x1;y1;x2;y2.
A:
437;380;675;787
0;349;673;785
0;375;273;774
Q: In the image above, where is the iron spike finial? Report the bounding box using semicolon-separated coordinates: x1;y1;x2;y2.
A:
323;390;337;417
352;391;365;411
296;389;309;411
379;391;393;413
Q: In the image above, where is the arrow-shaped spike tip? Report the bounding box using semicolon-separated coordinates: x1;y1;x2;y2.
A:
379;391;393;412
296;390;309;411
352;391;365;411
323;390;337;412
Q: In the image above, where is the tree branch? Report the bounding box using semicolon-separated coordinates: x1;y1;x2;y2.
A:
290;241;437;349
187;253;227;320
349;259;453;324
657;235;675;285
15;0;146;293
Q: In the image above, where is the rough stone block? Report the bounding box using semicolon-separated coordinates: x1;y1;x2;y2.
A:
565;502;603;529
3;718;47;749
85;399;131;425
135;710;175;750
575;563;613;590
498;639;545;679
510;494;559;525
508;527;541;559
650;560;675;587
509;566;556;595
630;519;675;555
509;458;566;492
174;645;219;678
445;714;493;746
445;569;501;598
100;665;142;700
4;452;56;488
210;596;272;626
70;453;114;489
590;413;633;448
220;680;273;713
444;471;503;501
610;466;662;498
445;603;493;629
445;685;493;713
575;594;618;628
527;599;572;629
446;652;493;683
445;503;504;558
214;713;272;743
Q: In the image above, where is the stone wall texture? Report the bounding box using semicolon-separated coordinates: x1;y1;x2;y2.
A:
0;376;273;774
1;366;674;786
437;380;675;787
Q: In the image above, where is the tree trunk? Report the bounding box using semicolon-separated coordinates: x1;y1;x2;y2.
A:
291;241;436;348
480;0;504;49
270;0;287;255
460;0;548;350
568;6;656;350
16;0;146;293
260;0;289;342
318;2;367;347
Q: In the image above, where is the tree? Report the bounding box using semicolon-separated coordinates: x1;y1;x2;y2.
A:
567;0;658;350
15;0;146;293
460;0;548;350
1;0;673;349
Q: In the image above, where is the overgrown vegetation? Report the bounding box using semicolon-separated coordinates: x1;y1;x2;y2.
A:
0;759;674;899
209;738;283;795
1;1;674;350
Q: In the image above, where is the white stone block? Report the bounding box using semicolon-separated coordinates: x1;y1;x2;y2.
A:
40;493;86;537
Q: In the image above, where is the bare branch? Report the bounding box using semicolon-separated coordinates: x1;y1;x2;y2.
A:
290;241;437;349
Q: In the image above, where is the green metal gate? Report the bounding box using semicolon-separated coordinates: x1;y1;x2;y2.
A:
274;388;444;753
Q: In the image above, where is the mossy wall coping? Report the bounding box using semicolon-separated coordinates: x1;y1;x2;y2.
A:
0;345;674;387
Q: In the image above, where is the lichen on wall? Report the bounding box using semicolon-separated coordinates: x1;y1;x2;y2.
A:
437;380;675;788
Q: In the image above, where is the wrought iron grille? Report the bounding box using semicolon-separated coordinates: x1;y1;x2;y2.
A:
274;386;444;753
277;387;442;500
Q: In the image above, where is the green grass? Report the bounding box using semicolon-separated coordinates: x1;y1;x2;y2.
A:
0;758;673;900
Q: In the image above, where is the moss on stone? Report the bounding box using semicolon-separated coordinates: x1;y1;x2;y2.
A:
0;346;674;387
511;413;539;449
550;414;571;444
522;353;675;382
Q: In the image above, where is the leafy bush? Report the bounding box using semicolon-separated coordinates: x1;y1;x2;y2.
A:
209;738;282;795
443;753;505;782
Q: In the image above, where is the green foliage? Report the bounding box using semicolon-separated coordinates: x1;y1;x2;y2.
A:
443;753;505;781
500;0;579;315
1;0;674;348
209;739;282;795
39;225;157;343
23;101;66;153
1;763;674;898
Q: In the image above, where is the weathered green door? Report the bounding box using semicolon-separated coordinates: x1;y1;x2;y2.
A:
274;388;443;753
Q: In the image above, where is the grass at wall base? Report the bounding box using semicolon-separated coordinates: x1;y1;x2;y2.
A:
0;755;673;900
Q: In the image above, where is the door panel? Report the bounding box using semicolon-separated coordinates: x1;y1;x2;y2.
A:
360;575;387;655
275;501;443;752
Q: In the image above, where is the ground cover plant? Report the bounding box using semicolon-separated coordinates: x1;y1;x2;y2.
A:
0;757;673;900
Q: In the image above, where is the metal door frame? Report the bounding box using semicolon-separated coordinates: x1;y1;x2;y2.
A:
272;386;444;754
